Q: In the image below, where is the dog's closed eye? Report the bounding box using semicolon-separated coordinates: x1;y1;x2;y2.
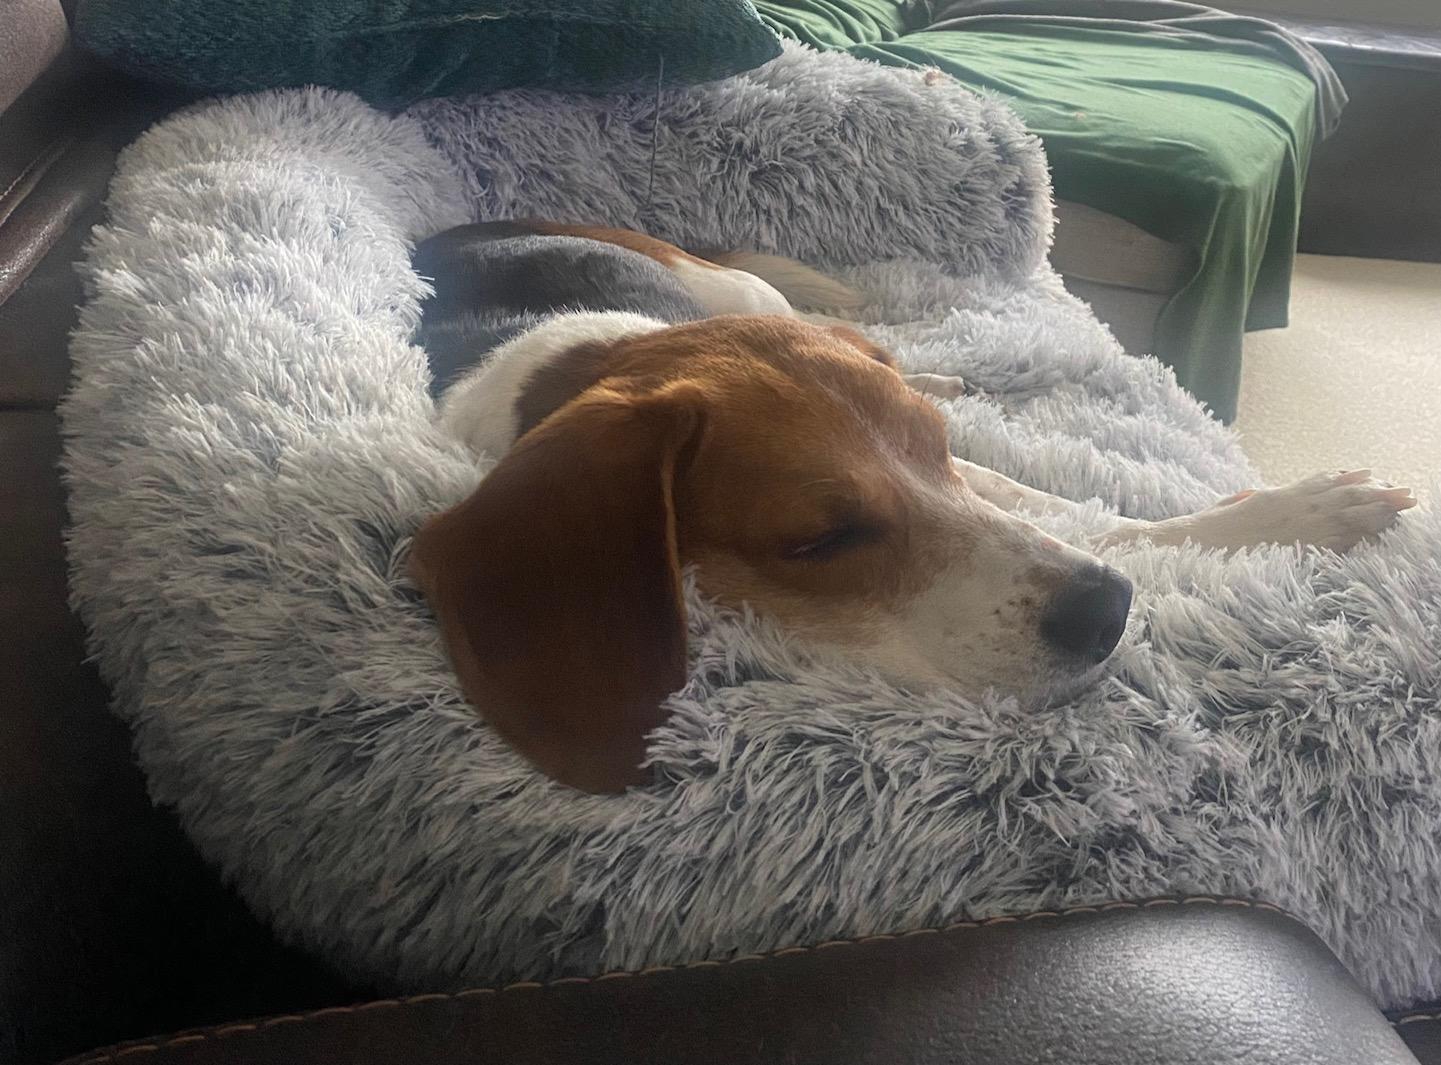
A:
782;521;882;561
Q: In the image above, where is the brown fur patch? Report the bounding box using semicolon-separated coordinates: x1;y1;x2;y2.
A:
409;385;705;793
418;316;965;789
823;325;897;368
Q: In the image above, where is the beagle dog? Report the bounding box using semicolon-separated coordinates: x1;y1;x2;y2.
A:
408;222;1417;793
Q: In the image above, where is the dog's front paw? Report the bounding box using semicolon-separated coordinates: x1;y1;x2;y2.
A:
1219;469;1416;552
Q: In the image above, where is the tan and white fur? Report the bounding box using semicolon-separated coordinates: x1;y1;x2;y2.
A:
412;222;1416;793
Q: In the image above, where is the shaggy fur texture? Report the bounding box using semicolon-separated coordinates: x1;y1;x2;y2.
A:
408;44;1054;282
63;45;1441;1009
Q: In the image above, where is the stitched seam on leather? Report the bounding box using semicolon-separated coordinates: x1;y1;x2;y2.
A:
66;896;1285;1064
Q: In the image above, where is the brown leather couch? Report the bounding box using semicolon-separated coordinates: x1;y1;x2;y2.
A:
2;5;1437;1063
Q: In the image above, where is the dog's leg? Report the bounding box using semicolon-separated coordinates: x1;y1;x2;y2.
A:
953;460;1080;516
955;461;1416;554
902;371;970;400
1098;470;1416;553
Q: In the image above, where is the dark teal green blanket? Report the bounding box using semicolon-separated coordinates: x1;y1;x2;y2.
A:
755;0;1334;421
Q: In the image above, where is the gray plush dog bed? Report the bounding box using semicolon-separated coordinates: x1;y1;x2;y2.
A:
63;44;1441;1008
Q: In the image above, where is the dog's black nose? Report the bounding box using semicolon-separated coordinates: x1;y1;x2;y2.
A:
1041;566;1133;663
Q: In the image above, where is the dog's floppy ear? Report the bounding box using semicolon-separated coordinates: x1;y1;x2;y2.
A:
825;324;896;368
410;384;706;793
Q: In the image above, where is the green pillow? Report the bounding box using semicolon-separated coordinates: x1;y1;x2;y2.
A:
73;0;783;108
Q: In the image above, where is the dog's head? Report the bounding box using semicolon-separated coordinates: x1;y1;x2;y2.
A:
410;317;1129;792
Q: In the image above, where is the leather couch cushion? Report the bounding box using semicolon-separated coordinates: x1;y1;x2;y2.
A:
0;198;101;405
1397;1012;1441;1065
62;901;1419;1065
0;395;352;1065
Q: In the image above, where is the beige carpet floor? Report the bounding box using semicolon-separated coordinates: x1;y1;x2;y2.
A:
1234;254;1441;496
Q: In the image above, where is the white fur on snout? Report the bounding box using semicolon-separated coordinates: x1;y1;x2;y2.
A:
862;500;1107;699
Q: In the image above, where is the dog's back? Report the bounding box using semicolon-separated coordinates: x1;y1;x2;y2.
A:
412;225;706;396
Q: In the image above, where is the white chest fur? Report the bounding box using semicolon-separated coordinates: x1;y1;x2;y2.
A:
435;311;666;460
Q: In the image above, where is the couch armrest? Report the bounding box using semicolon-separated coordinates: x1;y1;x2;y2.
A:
63;899;1417;1065
0;30;193;316
0;0;67;117
0;47;191;407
